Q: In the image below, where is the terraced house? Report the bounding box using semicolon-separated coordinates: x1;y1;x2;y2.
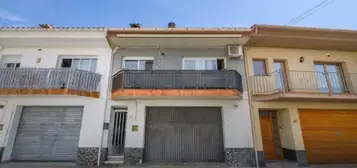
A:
246;25;357;167
0;26;112;165
105;27;255;167
0;25;255;167
1;24;357;167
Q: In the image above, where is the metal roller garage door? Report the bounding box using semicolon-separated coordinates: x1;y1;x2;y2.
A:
144;107;224;162
11;106;83;161
299;109;357;164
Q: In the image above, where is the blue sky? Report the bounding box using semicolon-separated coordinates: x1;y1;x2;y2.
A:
0;0;355;29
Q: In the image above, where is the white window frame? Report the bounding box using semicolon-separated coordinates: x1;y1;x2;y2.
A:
182;57;227;70
1;55;21;68
122;57;154;69
57;55;98;72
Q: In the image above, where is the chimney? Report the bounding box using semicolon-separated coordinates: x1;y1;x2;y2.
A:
129;23;141;28
168;22;176;28
39;24;54;29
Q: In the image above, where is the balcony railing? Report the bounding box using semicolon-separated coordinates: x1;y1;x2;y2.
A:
112;70;242;97
250;70;357;95
0;68;101;98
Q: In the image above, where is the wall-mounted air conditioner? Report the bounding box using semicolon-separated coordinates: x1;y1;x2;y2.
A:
228;45;243;59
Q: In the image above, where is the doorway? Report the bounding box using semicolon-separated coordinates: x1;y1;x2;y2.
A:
259;111;284;160
108;107;127;156
274;60;288;92
314;63;345;93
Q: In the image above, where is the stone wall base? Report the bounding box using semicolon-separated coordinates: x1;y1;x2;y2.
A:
123;147;257;166
124;148;143;165
224;148;256;167
256;150;266;167
282;148;308;167
76;148;99;166
0;147;4;163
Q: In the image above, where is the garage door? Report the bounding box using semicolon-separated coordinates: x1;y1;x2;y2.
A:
299;109;357;164
11;106;83;161
144;107;224;162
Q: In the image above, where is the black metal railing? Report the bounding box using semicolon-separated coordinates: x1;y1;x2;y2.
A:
112;70;242;93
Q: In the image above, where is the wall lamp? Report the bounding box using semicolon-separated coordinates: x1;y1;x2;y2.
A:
299;56;304;63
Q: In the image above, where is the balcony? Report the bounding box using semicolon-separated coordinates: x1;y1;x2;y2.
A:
112;70;242;99
250;70;357;101
0;68;101;98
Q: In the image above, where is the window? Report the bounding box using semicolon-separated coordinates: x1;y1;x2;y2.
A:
253;59;267;75
1;55;21;68
122;57;154;70
183;58;225;70
314;63;345;93
5;63;20;68
60;58;97;72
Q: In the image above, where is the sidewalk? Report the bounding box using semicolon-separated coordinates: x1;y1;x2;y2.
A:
0;162;357;168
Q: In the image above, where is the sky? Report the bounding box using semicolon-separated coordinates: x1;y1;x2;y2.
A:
0;0;356;29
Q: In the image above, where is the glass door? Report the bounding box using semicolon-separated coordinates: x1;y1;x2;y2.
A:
183;58;218;70
327;64;344;93
274;61;287;91
314;63;344;93
314;64;329;93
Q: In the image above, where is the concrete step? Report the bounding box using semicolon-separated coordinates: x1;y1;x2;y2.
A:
107;155;123;160
104;160;123;165
106;155;124;164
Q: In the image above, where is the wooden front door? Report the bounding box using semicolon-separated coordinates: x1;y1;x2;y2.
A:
260;111;284;160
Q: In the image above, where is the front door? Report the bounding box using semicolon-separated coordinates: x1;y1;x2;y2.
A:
108;107;127;156
260;111;284;160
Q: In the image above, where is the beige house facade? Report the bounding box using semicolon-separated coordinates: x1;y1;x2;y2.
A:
245;25;357;167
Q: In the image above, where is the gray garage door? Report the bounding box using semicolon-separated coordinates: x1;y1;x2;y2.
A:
144;107;224;162
11;106;83;161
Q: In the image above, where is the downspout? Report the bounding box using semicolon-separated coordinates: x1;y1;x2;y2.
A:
96;34;119;166
0;45;10;160
243;41;259;167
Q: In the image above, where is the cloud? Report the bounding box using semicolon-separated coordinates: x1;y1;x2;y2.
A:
0;9;24;22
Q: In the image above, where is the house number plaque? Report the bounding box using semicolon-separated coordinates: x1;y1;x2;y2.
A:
132;125;138;132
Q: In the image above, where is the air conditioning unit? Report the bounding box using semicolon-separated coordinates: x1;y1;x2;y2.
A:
228;45;243;59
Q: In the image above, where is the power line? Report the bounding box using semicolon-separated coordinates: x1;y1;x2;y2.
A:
286;0;331;25
285;0;336;25
289;0;336;25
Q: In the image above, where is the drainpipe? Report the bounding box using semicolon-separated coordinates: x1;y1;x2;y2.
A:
243;46;259;168
0;45;12;161
96;45;119;166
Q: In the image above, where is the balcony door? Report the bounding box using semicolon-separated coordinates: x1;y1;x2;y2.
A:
122;57;154;70
274;60;287;91
182;58;225;70
314;63;344;93
60;57;97;72
2;55;21;68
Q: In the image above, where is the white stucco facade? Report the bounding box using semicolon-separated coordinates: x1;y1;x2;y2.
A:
103;92;253;149
0;28;255;165
0;29;112;162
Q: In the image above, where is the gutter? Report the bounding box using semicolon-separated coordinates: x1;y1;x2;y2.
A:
0;27;106;32
116;34;243;38
96;33;119;166
243;44;259;167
